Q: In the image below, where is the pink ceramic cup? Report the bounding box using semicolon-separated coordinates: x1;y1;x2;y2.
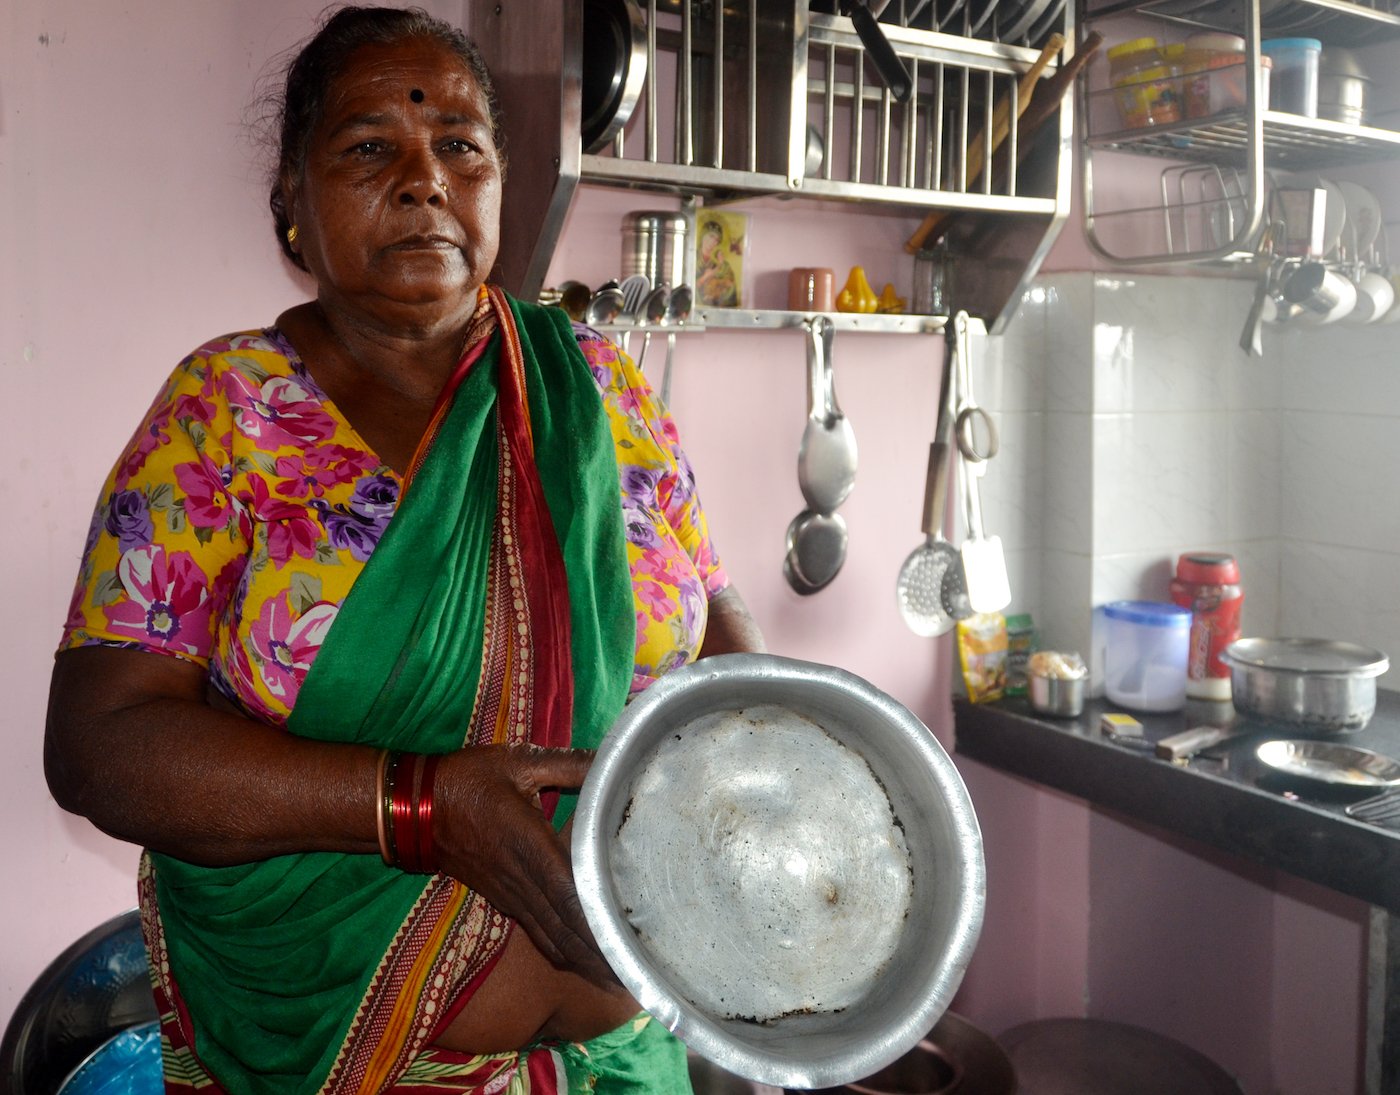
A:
788;267;836;312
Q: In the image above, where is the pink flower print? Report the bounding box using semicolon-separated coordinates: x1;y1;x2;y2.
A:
115;406;173;488
274;444;378;501
172;391;217;425
223;371;336;448
174;456;236;531
633;570;672;624
247;475;321;567
102;545;212;656
615;383;647;421
216;630;283;726
249;592;338;702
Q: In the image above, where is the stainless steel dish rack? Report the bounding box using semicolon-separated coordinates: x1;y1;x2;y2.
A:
1078;0;1400;265
468;0;1073;331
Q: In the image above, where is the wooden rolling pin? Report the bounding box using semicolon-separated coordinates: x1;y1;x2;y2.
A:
904;31;1103;255
967;34;1065;188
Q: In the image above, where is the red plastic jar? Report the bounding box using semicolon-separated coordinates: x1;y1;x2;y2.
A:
1170;553;1244;700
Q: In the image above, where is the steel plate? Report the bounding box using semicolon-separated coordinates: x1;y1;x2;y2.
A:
573;653;985;1090
1256;739;1400;788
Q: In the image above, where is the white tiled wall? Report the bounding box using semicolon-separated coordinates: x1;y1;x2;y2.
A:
977;270;1399;688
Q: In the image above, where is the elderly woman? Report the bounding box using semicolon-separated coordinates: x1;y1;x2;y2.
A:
45;6;762;1093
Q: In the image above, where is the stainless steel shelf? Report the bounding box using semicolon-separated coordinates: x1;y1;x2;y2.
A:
590;310;947;335
1088;112;1400;170
1085;0;1400;39
474;0;1072;334
1077;0;1400;266
696;308;948;333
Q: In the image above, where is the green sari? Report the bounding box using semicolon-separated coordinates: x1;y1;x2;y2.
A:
143;290;674;1094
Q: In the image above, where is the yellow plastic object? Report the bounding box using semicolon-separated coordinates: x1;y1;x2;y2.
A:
1106;36;1159;63
1108;37;1181;128
877;283;907;314
1100;712;1144;737
836;266;879;313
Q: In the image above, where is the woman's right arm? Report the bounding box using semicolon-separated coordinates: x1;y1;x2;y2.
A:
46;645;381;864
45;646;614;982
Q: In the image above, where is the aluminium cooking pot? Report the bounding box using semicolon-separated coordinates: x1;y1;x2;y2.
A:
1222;637;1389;732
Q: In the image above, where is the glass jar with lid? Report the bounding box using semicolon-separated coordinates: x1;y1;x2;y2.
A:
1108;37;1182;129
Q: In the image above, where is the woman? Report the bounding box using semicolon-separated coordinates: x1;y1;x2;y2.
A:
45;7;763;1093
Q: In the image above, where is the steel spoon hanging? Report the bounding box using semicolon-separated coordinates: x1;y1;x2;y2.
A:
796;316;858;514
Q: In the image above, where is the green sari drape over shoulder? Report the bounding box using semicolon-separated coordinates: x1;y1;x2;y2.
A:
145;290;636;1095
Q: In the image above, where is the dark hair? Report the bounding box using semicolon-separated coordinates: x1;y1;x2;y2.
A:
266;5;505;270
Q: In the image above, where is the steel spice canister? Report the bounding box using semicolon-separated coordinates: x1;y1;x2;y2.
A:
1170;552;1244;701
621;211;689;292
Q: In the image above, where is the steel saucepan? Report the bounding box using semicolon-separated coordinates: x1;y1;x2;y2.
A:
1222;637;1390;732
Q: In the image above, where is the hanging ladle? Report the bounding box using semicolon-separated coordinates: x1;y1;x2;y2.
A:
796;316;858;514
659;284;692;405
634;285;669;373
585;281;625;326
896;343;961;636
783;510;849;595
617;273;651;354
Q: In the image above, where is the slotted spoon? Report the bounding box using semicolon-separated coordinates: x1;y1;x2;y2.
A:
896;440;960;635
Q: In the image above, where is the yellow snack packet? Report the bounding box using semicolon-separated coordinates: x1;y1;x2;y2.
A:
957;612;1008;704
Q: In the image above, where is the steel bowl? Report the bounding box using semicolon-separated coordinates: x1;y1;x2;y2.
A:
1222;638;1389;732
1029;672;1085;718
573;653;985;1090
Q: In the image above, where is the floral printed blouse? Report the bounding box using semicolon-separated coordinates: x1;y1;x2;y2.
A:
59;321;729;725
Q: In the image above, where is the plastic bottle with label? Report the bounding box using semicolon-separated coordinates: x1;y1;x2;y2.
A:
1169;552;1244;700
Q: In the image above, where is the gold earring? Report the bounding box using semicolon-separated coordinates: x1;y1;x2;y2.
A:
286;225;299;245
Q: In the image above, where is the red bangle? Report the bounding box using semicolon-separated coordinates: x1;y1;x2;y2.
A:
417;754;439;874
391;754;418;873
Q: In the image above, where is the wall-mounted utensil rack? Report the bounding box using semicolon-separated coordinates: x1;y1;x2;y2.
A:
1078;0;1400;265
468;0;1075;332
590;309;948;336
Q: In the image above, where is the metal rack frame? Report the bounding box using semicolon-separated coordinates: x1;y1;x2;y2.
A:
1078;0;1400;266
469;0;1075;332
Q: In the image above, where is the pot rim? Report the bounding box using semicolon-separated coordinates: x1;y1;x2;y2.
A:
1223;637;1389;679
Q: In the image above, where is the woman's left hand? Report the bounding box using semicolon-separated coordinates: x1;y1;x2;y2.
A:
431;744;617;985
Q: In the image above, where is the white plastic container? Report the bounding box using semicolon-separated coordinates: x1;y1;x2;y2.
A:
1262;38;1322;118
1101;600;1192;712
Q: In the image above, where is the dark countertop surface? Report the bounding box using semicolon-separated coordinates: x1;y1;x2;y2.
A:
953;687;1400;912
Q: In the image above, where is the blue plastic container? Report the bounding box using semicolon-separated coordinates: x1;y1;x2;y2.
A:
1102;600;1192;712
1262;38;1322;117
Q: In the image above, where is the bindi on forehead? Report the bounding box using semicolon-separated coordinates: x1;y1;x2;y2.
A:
410;88;425;103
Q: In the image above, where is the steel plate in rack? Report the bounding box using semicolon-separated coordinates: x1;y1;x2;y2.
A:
572;653;985;1091
581;0;648;154
1256;739;1400;788
1025;0;1067;50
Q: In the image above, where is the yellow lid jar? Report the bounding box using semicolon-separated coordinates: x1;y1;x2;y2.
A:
1107;37;1182;128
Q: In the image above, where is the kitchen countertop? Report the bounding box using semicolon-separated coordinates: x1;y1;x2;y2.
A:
952;687;1400;913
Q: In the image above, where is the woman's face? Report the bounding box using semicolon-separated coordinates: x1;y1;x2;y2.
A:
287;38;502;330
